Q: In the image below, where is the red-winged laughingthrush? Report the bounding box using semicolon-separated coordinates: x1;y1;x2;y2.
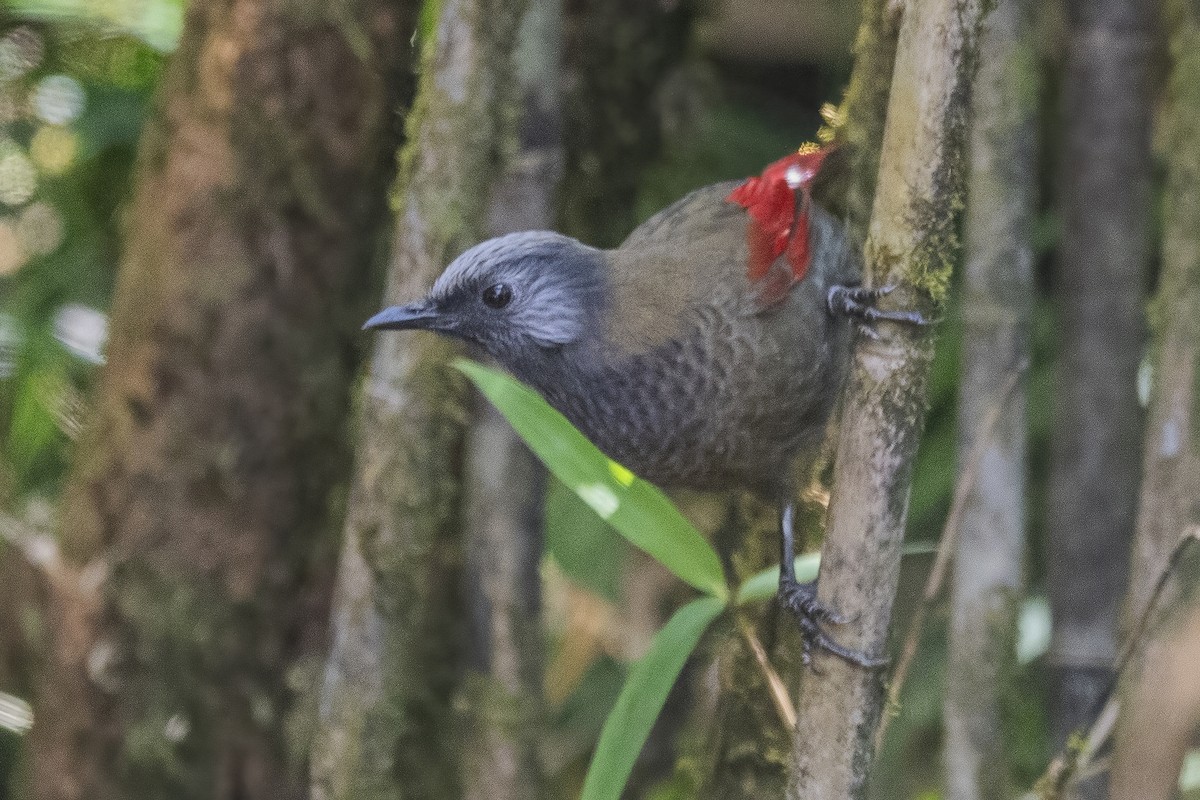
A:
365;151;927;666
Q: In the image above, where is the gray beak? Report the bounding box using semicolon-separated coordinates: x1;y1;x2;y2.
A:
363;302;441;332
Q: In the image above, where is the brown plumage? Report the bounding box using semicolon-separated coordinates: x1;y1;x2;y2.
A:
559;181;857;496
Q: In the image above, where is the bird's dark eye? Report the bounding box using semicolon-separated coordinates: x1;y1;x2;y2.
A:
482;283;513;309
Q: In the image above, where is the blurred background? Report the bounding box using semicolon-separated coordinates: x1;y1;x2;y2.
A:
0;0;1194;798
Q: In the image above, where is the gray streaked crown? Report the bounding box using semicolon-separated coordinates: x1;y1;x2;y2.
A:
431;231;606;350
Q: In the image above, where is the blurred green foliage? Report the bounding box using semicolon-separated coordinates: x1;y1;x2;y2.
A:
0;8;167;789
0;6;169;505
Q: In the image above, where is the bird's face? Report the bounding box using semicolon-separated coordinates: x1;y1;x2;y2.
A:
364;231;605;363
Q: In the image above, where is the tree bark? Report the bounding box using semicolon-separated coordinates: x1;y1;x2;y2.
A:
816;0;901;246
309;0;530;798
943;0;1037;797
459;2;563;797
27;0;414;796
788;0;986;796
1111;1;1200;795
1124;0;1198;625
1046;0;1155;775
683;4;902;796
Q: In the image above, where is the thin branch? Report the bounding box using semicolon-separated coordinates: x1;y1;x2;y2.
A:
875;358;1027;751
739;620;797;729
1112;526;1200;689
1027;699;1121;799
1025;526;1200;796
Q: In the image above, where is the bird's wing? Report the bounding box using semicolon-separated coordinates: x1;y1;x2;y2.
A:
604;183;751;353
620;181;745;251
602;181;860;355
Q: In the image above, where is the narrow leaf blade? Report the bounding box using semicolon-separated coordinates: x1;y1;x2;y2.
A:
734;541;940;605
456;359;727;598
581;596;726;800
735;554;821;605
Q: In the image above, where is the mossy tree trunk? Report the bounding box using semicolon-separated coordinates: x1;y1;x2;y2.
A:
26;0;415;796
459;1;563;797
309;0;532;798
815;0;901;245
1124;0;1199;629
685;3;902;796
943;0;1037;796
1044;0;1155;775
1111;1;1200;796
788;0;987;795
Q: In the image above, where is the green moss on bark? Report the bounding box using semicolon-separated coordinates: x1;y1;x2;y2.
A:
311;0;533;798
816;0;900;245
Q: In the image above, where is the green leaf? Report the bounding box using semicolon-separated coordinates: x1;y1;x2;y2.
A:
735;554;821;605
581;596;726;800
734;541;939;605
545;476;625;602
456;360;727;598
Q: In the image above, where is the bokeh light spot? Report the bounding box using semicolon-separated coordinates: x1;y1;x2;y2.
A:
0;27;44;81
17;202;64;255
0;145;37;206
54;304;109;365
33;74;86;125
0;219;29;275
0;89;20;126
30;125;77;174
0;313;20;379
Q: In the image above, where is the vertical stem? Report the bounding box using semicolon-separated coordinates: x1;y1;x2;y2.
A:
557;0;694;247
1111;0;1200;795
824;0;901;245
460;400;549;800
1125;0;1200;630
943;0;1037;797
1046;0;1155;772
310;0;530;797
459;2;563;796
685;4;902;794
788;0;986;795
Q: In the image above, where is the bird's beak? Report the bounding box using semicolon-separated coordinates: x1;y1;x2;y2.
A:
363;301;442;332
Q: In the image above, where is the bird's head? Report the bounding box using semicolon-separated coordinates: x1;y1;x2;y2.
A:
364;231;605;363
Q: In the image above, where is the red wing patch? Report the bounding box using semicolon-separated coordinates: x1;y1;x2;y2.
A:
726;146;831;306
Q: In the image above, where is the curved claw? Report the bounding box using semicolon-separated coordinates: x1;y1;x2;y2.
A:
826;284;936;328
805;626;890;670
779;577;888;670
780;579;850;625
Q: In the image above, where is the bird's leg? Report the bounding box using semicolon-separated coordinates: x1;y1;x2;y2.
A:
777;499;888;669
826;284;934;329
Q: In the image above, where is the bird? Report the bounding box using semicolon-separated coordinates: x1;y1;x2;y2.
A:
365;150;925;666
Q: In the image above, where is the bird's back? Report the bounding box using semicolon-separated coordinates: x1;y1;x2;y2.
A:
531;182;860;496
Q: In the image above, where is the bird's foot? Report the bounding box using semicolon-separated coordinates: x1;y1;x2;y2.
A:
778;576;888;670
827;285;934;337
